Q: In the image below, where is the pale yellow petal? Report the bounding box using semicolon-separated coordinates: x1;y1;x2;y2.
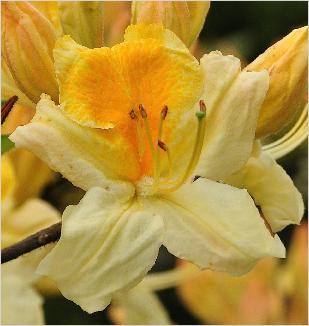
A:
195;51;269;180
1;155;16;203
144;178;285;275
7;148;55;206
1;272;44;325
10;94;140;188
224;148;304;233
112;287;171;325
1;59;35;109
2;198;60;248
37;187;163;313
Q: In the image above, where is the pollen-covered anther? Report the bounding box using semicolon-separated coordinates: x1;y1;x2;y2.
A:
158;140;167;151
161;105;168;120
138;104;147;119
129;109;137;120
199;99;206;113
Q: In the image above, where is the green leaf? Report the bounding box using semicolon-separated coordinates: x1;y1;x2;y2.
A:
1;135;15;154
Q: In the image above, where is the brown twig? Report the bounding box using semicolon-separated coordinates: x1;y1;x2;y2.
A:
1;95;18;123
1;222;61;264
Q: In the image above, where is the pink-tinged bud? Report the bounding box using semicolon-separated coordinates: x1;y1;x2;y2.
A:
131;1;210;47
246;26;308;138
103;2;131;47
2;1;59;103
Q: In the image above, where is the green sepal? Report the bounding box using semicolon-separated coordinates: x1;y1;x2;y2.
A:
1;135;15;154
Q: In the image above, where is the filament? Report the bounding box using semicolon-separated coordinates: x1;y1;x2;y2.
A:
159;100;207;193
263;104;308;159
139;104;159;181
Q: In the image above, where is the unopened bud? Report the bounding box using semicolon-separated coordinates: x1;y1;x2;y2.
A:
58;1;104;48
246;26;308;138
2;2;58;103
131;1;210;47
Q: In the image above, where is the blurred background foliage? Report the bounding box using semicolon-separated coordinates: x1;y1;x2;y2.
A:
38;1;308;324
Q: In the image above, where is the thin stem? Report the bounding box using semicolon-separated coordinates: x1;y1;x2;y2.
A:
142;264;200;291
1;95;18;124
1;222;61;264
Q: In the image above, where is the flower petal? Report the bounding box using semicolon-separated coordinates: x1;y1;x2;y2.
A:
144;178;285;275
1;59;35;109
112;287;171;325
7;148;55;206
1;268;44;325
53;27;203;178
224;148;304;233
37;187;163;313
10;94;141;187
2;198;60;248
195;51;269;180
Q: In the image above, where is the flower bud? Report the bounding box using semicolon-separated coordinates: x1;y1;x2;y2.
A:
58;1;104;48
131;1;210;47
2;2;59;103
246;26;308;138
103;2;131;47
31;1;63;36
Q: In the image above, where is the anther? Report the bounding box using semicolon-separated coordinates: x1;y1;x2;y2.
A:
139;104;147;119
196;100;206;120
199;99;206;113
129;109;137;120
161;105;168;120
158;140;167;151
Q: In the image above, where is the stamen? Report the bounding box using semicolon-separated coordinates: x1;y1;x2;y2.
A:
158;140;173;180
138;104;158;179
159;100;207;193
153;106;169;186
129;109;145;159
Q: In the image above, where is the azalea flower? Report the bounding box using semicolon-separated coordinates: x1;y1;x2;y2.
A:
10;23;290;313
1;154;60;324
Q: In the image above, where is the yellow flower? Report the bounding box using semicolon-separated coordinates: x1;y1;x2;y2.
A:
247;26;308;138
131;1;210;47
178;223;308;324
1;154;60;324
11;24;293;314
